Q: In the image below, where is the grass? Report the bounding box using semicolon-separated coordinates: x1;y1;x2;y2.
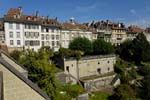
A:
90;91;111;100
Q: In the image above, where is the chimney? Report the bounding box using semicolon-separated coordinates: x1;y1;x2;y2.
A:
18;6;22;13
35;10;39;17
55;17;57;21
70;17;75;24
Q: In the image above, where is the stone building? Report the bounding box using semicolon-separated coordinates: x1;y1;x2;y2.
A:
127;25;143;40
85;20;127;45
0;49;50;100
60;18;94;48
56;55;120;91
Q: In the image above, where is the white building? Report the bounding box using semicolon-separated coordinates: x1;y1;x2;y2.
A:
61;18;93;48
0;19;5;43
4;7;61;52
41;18;61;51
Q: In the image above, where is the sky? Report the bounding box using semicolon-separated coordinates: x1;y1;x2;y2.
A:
0;0;150;28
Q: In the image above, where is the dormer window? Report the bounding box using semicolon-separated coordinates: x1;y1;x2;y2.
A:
14;15;17;19
17;15;21;19
27;17;31;20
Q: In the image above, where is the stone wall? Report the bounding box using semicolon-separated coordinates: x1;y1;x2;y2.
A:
83;74;116;92
64;55;116;84
0;64;46;100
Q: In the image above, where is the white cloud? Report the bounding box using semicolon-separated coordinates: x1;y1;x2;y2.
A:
130;9;136;15
74;5;96;13
126;17;150;28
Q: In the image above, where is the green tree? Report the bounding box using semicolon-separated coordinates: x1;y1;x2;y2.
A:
139;76;150;100
19;49;59;100
93;38;114;55
69;37;93;55
117;39;134;62
132;33;150;63
9;50;22;61
117;33;150;64
109;84;136;100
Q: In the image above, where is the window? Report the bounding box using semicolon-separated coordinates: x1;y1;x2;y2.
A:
97;68;101;74
10;40;14;45
9;32;13;38
16;32;20;38
46;34;50;40
25;40;28;45
56;35;59;40
46;41;50;46
52;41;55;46
25;32;29;38
34;32;39;38
56;41;59;46
51;35;55;40
41;34;44;40
108;67;110;71
42;41;44;46
51;29;54;33
66;66;69;72
16;24;20;29
107;61;110;63
46;28;49;32
17;40;21;45
9;23;13;29
30;32;34;38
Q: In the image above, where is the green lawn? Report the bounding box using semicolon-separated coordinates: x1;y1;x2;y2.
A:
90;91;111;100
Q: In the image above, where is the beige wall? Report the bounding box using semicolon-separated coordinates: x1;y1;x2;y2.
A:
0;64;46;100
1;53;27;77
64;55;116;83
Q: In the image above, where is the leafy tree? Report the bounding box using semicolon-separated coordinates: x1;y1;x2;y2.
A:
117;33;150;64
93;38;114;55
139;76;150;99
19;49;60;100
132;33;150;63
69;37;93;55
109;84;136;100
9;50;22;61
117;39;134;62
138;65;150;76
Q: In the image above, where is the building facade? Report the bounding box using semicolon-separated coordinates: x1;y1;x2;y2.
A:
0;18;5;44
60;18;93;48
4;7;61;52
85;20;127;45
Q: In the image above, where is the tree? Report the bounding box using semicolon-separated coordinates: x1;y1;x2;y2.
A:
19;49;60;100
139;76;150;99
93;38;114;55
132;33;150;63
69;37;93;55
9;50;22;61
109;84;136;100
117;39;134;62
117;33;150;64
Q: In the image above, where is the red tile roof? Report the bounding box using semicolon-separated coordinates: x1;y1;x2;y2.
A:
4;7;60;27
61;23;89;30
128;25;143;33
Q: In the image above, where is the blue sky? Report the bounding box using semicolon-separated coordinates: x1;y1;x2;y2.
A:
0;0;150;28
